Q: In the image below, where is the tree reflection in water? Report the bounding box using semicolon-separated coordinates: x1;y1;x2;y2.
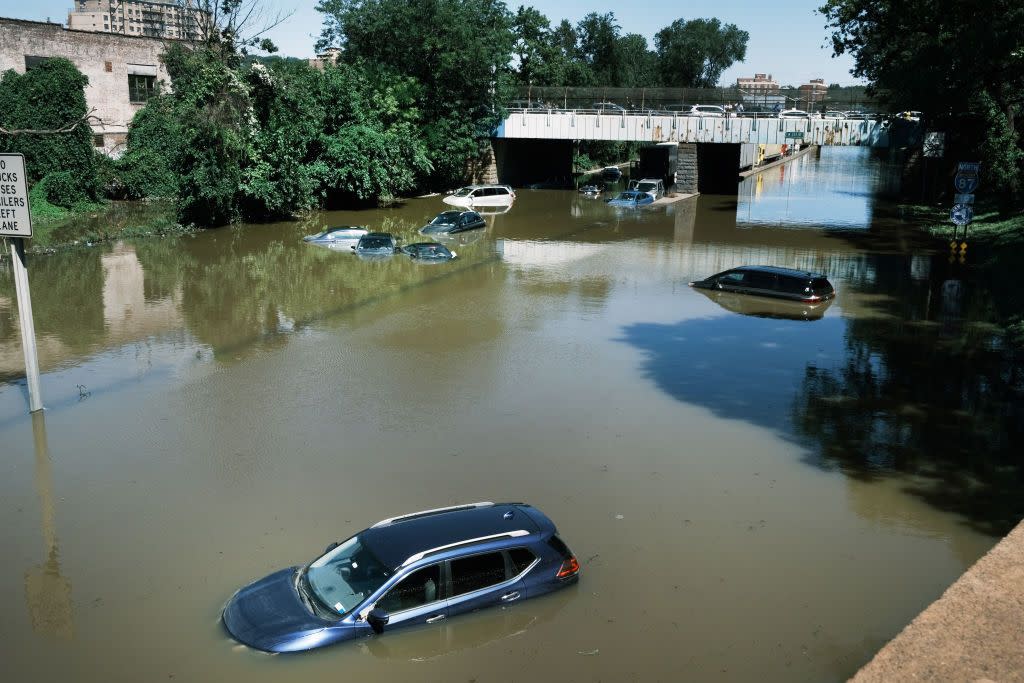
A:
622;251;1024;536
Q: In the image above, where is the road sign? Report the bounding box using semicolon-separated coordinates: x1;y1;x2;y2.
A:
957;161;981;173
950;203;973;226
923;132;945;158
954;193;975;204
784;131;804;139
0;153;32;238
954;173;979;193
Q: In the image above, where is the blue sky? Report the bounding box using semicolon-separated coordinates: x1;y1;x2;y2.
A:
19;0;861;85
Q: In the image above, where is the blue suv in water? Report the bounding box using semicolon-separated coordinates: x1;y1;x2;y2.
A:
222;502;580;653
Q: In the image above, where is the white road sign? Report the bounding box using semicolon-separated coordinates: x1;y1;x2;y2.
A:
0;154;32;238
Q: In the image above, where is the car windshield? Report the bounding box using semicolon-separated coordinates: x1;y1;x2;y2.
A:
305;536;391;615
636;182;657;192
452;187;473;197
431;212;461;225
359;238;392;249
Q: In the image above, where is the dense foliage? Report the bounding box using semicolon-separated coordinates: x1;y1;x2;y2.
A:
820;0;1024;201
117;45;432;226
507;10;748;88
0;58;98;205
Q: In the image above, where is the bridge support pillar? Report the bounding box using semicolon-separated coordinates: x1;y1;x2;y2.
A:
675;143;698;194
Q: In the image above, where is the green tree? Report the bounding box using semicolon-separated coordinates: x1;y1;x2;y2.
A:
576;12;621;85
820;0;1024;199
0;58;97;201
116;94;179;199
655;18;749;88
616;34;659;87
316;0;515;187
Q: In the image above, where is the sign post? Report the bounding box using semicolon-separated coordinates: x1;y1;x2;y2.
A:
949;161;980;262
1;153;42;412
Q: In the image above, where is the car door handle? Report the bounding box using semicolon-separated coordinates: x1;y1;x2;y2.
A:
500;591;521;602
425;614;446;623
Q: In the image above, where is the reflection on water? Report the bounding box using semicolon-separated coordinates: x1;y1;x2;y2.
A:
24;412;73;639
0;147;1020;682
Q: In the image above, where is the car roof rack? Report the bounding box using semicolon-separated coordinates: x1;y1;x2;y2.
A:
371;502;494;528
400;530;531;567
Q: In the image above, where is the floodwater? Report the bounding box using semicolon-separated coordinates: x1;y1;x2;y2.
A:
1;147;1021;682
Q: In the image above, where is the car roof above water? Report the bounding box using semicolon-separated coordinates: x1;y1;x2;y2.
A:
359;502;547;570
730;265;828;280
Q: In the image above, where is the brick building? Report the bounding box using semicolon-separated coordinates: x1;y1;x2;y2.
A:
735;73;779;94
798;78;829;110
0;17;171;155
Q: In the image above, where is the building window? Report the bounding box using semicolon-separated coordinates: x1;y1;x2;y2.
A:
128;74;156;103
93;134;105;148
105;61;113;72
24;55;50;70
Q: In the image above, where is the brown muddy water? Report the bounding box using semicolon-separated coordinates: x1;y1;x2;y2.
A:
1;147;1019;682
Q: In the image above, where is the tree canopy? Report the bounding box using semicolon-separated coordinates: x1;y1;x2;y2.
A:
821;0;1024;198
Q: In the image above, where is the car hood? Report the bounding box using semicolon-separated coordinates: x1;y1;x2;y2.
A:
223;568;331;652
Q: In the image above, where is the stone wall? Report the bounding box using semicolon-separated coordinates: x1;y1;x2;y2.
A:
0;17;171;156
675;143;698;194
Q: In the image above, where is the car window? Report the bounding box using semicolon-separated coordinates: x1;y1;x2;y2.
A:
746;272;777;289
493;187;508;196
376;564;442;613
777;276;807;295
812;278;832;295
719;272;745;284
450;552;507;596
508;548;537;574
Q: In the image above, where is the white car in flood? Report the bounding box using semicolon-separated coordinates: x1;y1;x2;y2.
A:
443;184;516;208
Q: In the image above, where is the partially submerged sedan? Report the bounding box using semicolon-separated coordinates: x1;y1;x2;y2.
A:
351;232;397;258
607;190;654;207
400;242;457;261
222;502;580;653
302;226;368;251
690;265;835;303
420;210;485;235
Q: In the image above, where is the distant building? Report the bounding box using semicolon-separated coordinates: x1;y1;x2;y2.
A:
0;17;171;155
308;47;342;71
67;0;209;41
798;78;828;109
736;73;779;94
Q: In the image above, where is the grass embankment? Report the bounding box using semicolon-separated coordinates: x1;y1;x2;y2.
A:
23;188;193;253
900;201;1024;247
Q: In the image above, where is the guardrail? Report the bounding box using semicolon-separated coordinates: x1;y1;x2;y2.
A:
504;107;885;122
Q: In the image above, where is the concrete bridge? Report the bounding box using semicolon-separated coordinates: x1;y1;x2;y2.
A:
487;111;899;194
495;111;887;147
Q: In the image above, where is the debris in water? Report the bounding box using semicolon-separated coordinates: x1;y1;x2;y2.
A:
577;649;599;656
615;514;624;520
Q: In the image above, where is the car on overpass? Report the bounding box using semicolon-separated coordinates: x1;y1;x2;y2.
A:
778;109;811;119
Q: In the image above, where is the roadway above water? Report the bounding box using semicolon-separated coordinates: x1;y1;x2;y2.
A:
0;147;1020;682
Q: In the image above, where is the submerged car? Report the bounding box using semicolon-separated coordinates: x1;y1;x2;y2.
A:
607;190;654;207
579;184;603;196
627;178;665;200
400;242;457;261
420;210;486;235
302;226;369;250
443;185;516;208
690;265;835;303
601;166;622;181
351;232;397;257
222;502;580;653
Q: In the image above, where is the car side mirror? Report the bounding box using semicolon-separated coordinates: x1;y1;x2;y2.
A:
368;607;390;634
350;245;356;250
324;541;339;553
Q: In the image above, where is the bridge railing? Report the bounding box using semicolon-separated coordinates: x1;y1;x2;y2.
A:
504;106;884;122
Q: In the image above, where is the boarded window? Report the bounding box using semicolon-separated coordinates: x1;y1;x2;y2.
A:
24;56;50;70
105;61;113;72
93;134;105;148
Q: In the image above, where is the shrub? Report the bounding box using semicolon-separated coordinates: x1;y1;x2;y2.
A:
41;170;86;207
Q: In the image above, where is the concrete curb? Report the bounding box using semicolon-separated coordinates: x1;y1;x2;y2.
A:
851;519;1024;682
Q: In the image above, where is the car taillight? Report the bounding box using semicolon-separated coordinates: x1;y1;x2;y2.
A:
556;556;579;578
